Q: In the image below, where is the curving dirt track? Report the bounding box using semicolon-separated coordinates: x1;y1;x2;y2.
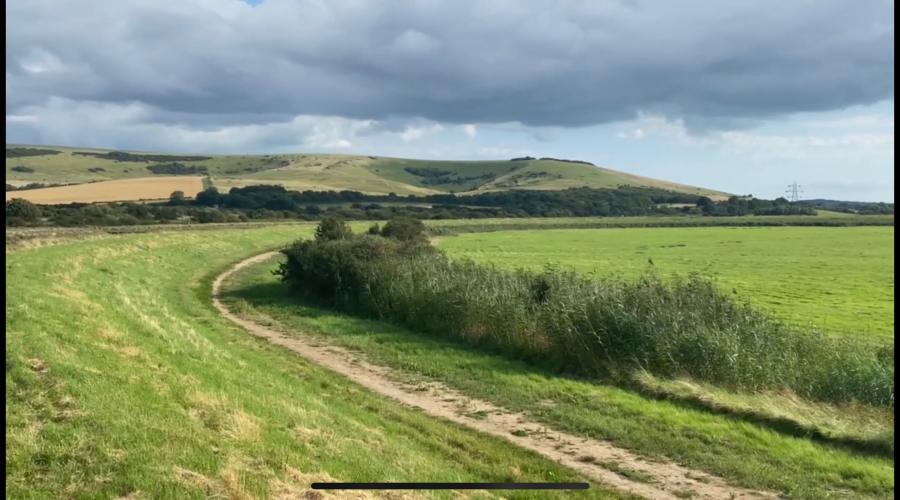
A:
212;252;779;500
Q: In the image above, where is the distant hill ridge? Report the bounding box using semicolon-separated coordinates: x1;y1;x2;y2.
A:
6;144;730;201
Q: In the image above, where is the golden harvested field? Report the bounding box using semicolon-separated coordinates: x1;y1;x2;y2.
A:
5;176;203;204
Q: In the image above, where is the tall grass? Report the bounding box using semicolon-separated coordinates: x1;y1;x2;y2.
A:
278;236;894;407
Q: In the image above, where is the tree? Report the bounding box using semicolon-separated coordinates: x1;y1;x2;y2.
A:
315;215;352;241
367;223;381;235
169;190;187;206
195;187;221;207
696;196;716;215
6;198;41;221
381;216;426;242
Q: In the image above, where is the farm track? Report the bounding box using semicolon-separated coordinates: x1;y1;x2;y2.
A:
213;252;781;500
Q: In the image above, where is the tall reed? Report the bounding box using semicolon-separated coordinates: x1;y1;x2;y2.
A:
278;236;894;407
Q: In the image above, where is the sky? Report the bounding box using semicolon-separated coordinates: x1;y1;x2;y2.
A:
5;0;894;201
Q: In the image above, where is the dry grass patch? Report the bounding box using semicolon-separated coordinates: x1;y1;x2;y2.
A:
5;176;203;204
226;409;262;442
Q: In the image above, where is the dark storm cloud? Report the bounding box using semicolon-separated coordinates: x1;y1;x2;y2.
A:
5;0;894;129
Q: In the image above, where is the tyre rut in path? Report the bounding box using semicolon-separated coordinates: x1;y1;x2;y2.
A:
213;252;779;500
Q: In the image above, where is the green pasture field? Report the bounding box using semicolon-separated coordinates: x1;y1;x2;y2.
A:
427;213;894;233
221;254;894;499
437;226;894;339
6;226;620;499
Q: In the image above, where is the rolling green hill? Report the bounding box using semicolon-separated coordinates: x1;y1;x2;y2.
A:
6;144;730;200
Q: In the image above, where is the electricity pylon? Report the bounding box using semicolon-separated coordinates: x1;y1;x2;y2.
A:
785;181;803;202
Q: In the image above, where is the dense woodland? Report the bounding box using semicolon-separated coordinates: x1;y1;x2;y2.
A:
8;183;881;227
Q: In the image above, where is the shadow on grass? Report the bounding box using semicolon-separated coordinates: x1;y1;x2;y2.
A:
221;281;894;460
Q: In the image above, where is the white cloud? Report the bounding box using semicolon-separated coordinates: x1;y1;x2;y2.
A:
7;97;376;153
614;112;894;159
462;124;477;138
717;131;894;157
615;114;689;141
400;123;444;142
18;48;65;74
617;128;645;139
476;146;529;158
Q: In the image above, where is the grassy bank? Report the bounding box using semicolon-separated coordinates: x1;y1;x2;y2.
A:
221;255;894;498
6;226;618;499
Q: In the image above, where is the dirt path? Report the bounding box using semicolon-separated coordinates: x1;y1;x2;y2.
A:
212;252;779;500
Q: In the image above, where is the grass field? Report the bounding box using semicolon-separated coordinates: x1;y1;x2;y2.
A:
6;226;624;499
6;221;895;498
6;144;730;200
437;226;894;339
5;176;204;204
220;254;894;499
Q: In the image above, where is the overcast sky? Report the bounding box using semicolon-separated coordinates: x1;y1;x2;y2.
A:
6;0;894;201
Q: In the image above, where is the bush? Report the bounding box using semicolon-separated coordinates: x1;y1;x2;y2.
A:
169;191;187;206
277;237;894;407
314;215;352;241
194;208;226;223
146;163;208;175
195;187;221;207
6;198;42;221
6;147;61;158
381;216;426;242
278;236;397;302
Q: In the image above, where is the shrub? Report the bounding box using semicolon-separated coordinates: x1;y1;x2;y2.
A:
194;208;226;223
195;187;221;207
146;163;208;175
381;216;426;242
72;151;210;162
6;198;42;221
315;215;352;242
169;191;187;206
6;147;61;158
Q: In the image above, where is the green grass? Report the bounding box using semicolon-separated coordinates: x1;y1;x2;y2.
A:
219;256;894;499
427;214;895;233
436;226;894;339
6;144;729;198
6;226;623;499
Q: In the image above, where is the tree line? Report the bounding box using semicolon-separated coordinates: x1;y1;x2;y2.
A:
6;184;838;227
